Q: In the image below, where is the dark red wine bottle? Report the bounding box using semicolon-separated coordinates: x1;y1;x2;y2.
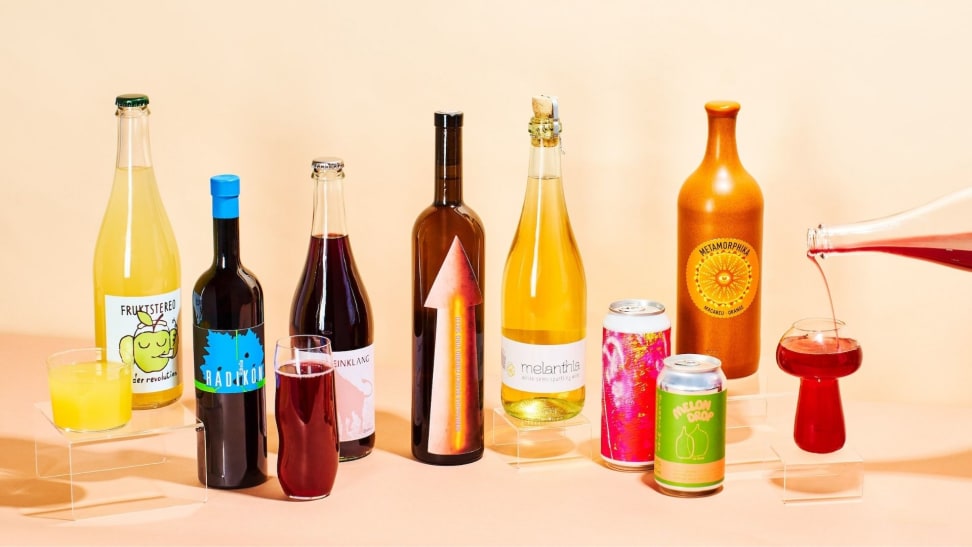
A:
192;174;268;488
411;111;485;465
290;157;375;461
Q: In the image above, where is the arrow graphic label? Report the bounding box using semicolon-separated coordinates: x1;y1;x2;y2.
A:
424;236;483;455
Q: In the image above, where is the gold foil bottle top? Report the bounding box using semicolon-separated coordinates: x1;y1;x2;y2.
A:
529;94;561;145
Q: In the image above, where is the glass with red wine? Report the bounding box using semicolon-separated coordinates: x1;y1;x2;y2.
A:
775;318;862;454
274;335;339;500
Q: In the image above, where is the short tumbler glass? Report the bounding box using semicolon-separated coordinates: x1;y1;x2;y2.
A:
46;347;133;432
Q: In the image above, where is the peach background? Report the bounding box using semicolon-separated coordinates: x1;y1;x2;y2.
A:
3;0;972;407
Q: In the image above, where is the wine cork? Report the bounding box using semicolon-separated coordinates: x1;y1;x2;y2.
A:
532;95;558;120
532;95;553;119
528;94;561;144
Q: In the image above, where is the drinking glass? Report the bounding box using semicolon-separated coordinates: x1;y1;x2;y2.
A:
274;335;339;500
775;318;863;453
46;347;132;432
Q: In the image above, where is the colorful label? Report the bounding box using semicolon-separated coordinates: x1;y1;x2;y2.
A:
104;289;181;394
601;326;671;466
193;325;265;394
333;345;375;442
654;388;726;490
685;238;759;319
425;237;483;455
501;337;585;393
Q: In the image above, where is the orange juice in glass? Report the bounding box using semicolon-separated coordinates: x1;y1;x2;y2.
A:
47;348;132;432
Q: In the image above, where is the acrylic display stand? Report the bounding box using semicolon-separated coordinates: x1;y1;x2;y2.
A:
724;390;863;503
490;408;592;469
725;392;782;476
771;439;863;503
763;394;863;504
30;402;207;520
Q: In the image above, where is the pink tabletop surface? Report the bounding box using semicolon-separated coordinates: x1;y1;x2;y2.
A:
1;332;970;546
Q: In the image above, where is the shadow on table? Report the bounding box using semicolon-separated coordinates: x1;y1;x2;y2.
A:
0;435;206;517
863;449;972;479
374;410;411;459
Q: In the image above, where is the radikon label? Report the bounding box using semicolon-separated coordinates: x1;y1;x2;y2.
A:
685;237;759;319
193;325;265;394
501;337;585;393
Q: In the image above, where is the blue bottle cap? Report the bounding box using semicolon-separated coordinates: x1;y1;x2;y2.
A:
210;174;240;219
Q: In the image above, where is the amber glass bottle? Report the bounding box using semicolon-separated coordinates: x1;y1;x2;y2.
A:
411;111;485;465
676;101;763;379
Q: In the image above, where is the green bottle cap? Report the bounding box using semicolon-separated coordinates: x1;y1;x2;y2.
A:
115;94;150;107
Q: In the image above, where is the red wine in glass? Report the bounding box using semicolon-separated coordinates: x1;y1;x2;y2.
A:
776;319;862;453
275;360;340;500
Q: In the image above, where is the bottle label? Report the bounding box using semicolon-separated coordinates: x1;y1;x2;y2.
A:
654;388;726;489
333;345;375;442
684;238;760;319
424;236;483;456
192;324;265;394
501;337;585;392
104;289;181;394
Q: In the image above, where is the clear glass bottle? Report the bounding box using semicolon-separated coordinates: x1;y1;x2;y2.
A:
808;186;972;271
192;174;267;488
290;157;375;461
94;93;182;409
501;95;587;422
411;111;485;464
676;101;763;380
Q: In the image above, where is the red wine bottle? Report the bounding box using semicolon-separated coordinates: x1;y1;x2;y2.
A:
192;174;268;488
411;111;485;465
290;157;375;461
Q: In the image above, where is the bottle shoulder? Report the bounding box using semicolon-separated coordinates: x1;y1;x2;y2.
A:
678;165;764;211
194;266;263;295
412;204;485;237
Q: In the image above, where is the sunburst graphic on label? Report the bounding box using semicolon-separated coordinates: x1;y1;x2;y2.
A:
686;238;759;319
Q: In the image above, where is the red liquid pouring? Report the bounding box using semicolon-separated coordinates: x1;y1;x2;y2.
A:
813;233;972;272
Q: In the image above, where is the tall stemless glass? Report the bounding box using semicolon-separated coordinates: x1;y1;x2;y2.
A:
775;318;863;453
274;335;339;500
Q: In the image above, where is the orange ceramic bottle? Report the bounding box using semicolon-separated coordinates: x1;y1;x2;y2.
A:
676;101;763;379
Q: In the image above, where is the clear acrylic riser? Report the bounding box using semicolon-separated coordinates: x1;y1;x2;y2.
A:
723;392;863;504
490;409;593;469
488;391;862;504
30;402;207;520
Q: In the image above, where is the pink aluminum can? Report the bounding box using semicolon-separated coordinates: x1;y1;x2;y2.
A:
601;299;671;471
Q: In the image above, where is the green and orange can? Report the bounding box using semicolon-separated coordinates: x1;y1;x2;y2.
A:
654;353;727;497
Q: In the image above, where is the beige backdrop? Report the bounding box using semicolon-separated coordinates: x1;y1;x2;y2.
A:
2;1;971;407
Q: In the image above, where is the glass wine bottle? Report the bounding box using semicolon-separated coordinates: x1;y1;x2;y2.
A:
501;95;587;422
192;174;267;489
94;93;182;409
808;186;972;271
290;157;375;461
411;111;485;465
676;101;763;379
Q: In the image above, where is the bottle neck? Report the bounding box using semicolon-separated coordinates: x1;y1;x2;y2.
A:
528;137;563;181
116;106;153;169
311;172;349;238
213;218;241;268
434;125;462;205
704;115;740;165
